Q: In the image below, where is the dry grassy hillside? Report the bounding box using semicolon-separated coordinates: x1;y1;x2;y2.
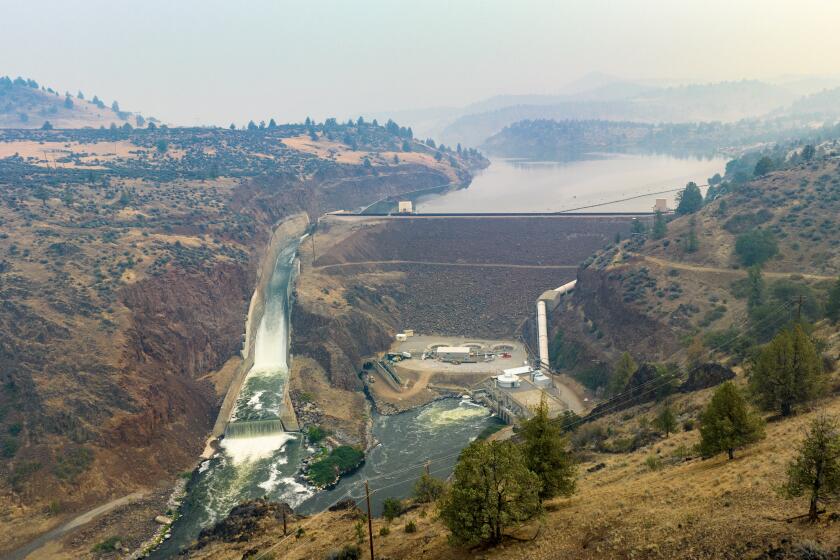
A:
0;123;481;556
546;157;840;396
0;77;149;129
184;354;840;560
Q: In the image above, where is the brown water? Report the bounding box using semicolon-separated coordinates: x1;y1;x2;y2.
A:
416;154;726;213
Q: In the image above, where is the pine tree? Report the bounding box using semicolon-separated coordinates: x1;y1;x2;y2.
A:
747;265;765;311
685;216;699;253
412;471;444;503
781;415;840;521
749;325;825;416
520;393;576;501
699;381;765;460
608;352;637;396
676;182;703;215
652;210;667;239
439;440;541;546
654;404;677;437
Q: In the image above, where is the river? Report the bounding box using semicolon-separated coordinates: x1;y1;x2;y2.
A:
152;242;310;557
416;154;726;213
154;240;495;556
154;152;725;555
297;398;499;517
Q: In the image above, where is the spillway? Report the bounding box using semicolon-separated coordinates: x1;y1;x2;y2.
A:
152;240;312;557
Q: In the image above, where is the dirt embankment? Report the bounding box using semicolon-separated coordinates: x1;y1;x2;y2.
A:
287;215;635;443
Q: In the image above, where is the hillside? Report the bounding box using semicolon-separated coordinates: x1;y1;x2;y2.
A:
181;136;840;560
0;121;485;556
169;380;840;560
481;117;825;160
0;76;150;129
545;144;840;396
439;80;799;147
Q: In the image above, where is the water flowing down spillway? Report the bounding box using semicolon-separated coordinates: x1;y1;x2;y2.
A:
153;240;501;557
153;242;312;557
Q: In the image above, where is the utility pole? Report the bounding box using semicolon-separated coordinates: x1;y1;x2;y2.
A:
364;480;375;560
796;295;805;322
282;510;287;536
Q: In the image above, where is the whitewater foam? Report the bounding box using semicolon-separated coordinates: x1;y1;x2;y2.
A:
221;433;298;465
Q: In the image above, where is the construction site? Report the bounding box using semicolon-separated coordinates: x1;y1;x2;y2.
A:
364;332;585;420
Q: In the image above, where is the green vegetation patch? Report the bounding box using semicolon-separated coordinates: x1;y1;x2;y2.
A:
53;446;94;482
307;445;364;486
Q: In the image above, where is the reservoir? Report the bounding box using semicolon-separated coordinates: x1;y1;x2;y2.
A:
416;154;726;213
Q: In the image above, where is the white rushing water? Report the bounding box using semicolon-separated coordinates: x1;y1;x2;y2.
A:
153;242;313;558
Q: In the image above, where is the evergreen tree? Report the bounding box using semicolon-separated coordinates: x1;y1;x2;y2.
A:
654;404;677;437
652;210;667;240
268;118;277;129
229;123;236;130
747;265;765;311
412;471;445;503
781;415;840;521
608;352;637;396
111;100;120;112
676;182;703;215
735;230;778;266
41;121;53;130
439;440;541;546
64;95;74;109
750;325;825;416
685;216;699;253
754;156;774;177
826;277;840;323
520;394;576;501
247;120;257;131
801;144;816;161
699;381;765;460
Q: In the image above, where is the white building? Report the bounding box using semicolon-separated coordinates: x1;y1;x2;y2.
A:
653;199;670;213
531;371;551;388
496;365;532;388
398;201;413;214
496;371;521;388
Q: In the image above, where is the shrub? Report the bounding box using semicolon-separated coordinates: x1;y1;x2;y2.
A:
412;472;445;503
735;230;778;266
405;520;417;533
644;455;662;471
307;425;327;444
325;545;361;560
91;536;122;553
381;497;402;521
379;526;390;536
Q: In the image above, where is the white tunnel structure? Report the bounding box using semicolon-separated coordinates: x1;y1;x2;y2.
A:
537;280;577;372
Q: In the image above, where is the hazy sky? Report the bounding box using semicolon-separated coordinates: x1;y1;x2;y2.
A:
2;0;840;125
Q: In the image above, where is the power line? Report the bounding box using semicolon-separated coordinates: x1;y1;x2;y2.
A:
253;291;794;559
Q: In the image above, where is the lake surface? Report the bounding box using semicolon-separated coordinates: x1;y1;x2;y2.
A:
416;154;726;213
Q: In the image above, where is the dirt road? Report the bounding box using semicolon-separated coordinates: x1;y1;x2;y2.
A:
315;260;579;270
8;492;146;560
641;255;836;281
